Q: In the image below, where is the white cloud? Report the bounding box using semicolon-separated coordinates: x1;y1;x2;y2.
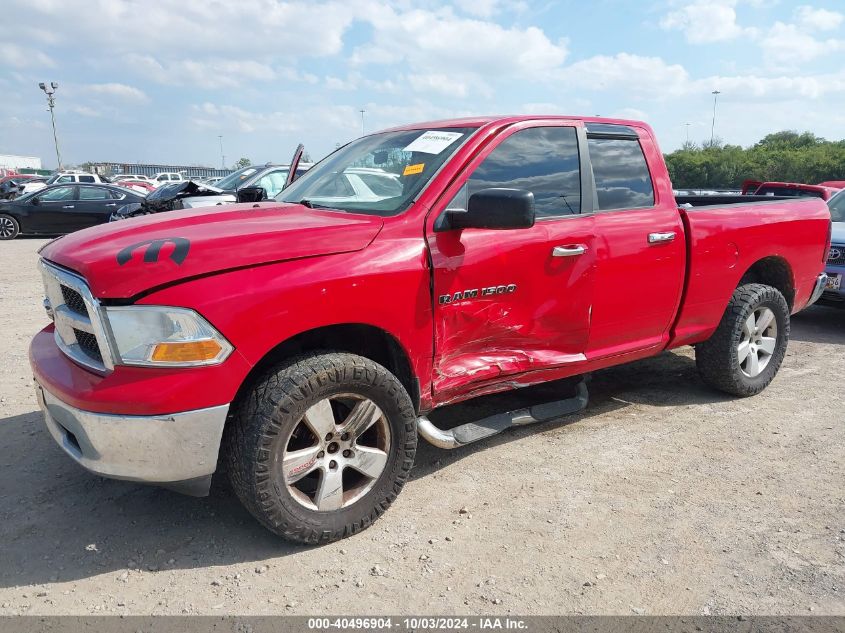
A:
127;55;282;88
609;107;649;121
0;43;54;68
759;21;845;65
406;73;472;98
352;6;568;80
191;102;359;137
660;0;755;43
86;83;149;103
453;0;528;18
559;53;690;97
10;0;354;59
69;105;102;117
795;5;843;31
689;71;845;100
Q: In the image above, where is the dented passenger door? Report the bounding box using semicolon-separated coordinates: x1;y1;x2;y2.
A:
426;121;597;401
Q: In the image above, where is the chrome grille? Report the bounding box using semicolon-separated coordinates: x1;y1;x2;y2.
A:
828;245;845;266
61;286;88;316
73;329;103;363
40;260;113;373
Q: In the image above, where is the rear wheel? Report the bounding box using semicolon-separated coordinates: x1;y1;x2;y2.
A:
0;214;19;240
696;283;790;397
225;352;417;544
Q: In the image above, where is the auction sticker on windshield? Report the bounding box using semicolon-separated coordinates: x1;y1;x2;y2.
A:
403;131;464;154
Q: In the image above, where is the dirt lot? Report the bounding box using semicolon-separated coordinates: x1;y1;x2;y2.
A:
0;237;843;616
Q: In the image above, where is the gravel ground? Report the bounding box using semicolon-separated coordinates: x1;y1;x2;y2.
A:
0;237;843;616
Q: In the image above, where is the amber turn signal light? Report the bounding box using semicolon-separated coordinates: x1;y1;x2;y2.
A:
150;340;223;363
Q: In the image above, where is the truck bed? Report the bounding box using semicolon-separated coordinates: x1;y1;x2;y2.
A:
669;196;830;348
676;194;791;207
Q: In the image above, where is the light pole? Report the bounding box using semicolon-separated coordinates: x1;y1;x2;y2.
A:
38;82;62;170
359;109;365;137
218;135;225;170
710;90;721;146
685;122;691;144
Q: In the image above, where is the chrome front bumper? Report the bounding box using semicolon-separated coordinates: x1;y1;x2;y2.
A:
806;272;829;307
35;382;229;496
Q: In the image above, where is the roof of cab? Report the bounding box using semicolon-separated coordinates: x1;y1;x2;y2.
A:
380;115;652;134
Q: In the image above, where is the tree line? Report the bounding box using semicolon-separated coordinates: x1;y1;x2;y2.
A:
663;131;845;190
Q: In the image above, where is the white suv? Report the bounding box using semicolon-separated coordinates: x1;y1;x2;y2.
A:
19;171;110;195
113;174;153;183
152;172;186;186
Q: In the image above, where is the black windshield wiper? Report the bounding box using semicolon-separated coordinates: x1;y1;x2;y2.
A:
297;199;331;209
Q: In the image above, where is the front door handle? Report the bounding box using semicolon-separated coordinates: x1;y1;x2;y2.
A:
105;203;116;207
62;205;75;209
648;232;676;244
552;244;587;257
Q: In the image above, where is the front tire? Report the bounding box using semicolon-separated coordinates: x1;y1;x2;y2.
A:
225;352;417;544
0;214;19;240
696;283;790;397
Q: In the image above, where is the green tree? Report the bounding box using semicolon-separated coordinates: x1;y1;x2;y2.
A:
234;157;251;169
664;130;845;189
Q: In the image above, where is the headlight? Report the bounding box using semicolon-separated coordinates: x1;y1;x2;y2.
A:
104;306;233;367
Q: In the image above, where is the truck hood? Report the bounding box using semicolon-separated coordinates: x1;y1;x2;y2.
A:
40;202;384;299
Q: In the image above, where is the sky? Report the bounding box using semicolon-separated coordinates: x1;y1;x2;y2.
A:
1;0;844;169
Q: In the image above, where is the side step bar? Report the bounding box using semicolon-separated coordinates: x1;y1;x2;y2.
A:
417;380;589;449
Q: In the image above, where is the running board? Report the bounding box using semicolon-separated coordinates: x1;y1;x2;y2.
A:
417;381;589;449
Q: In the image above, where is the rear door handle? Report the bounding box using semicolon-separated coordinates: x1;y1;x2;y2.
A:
552;244;587;257
648;232;676;244
62;205;75;209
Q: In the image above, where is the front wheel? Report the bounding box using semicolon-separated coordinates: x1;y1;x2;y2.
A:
225;352;417;544
0;214;19;240
695;283;790;397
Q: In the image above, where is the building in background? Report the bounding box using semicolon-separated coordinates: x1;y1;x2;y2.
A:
88;162;232;179
0;154;43;175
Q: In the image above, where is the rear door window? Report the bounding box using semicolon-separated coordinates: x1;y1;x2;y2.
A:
587;137;654;211
79;186;110;200
78;175;95;183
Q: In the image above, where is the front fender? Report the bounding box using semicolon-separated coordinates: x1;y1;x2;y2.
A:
138;240;435;404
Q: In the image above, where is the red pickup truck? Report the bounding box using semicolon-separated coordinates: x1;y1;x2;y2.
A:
30;116;830;543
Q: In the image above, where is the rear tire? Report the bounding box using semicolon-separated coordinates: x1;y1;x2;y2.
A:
695;283;790;397
225;352;417;544
0;214;19;240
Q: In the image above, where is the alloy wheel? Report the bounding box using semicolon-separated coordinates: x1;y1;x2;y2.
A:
737;307;777;378
281;394;391;512
0;217;15;238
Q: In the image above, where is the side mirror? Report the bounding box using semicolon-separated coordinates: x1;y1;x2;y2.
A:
443;188;535;231
236;186;267;203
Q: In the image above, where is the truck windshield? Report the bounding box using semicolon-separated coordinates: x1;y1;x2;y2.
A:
829;190;845;222
276;127;477;216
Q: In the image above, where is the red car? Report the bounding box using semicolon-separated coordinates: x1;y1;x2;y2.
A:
742;179;840;200
30;115;830;543
114;180;156;194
